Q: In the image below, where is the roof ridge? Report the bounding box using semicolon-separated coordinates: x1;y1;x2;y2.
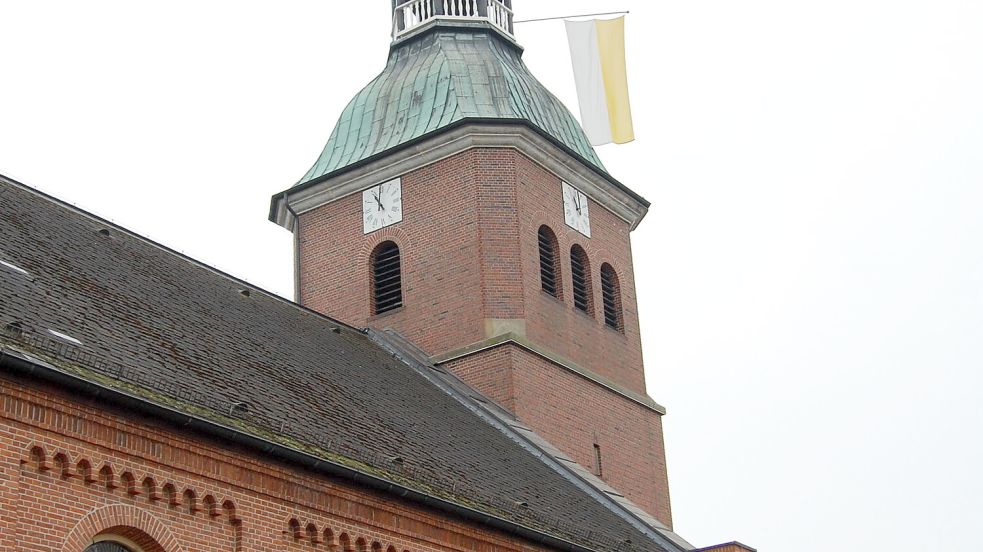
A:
0;173;362;334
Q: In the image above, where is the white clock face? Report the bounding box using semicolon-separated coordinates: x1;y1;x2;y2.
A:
562;182;591;237
363;179;403;234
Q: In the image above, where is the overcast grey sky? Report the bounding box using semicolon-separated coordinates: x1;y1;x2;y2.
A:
2;1;981;550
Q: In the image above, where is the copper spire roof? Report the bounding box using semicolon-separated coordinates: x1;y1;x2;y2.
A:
295;23;606;187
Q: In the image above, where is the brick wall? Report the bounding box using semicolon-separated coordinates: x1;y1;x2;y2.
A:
298;150;486;355
0;373;558;552
445;345;672;528
446;346;516;413
512;153;648;395
297;146;666;524
298;147;649;394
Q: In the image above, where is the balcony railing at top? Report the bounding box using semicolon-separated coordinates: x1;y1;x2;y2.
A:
393;0;515;39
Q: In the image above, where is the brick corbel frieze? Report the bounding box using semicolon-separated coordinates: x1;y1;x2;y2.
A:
0;374;541;552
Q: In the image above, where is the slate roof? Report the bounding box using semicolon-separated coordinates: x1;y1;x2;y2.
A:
0;175;680;552
296;25;606;186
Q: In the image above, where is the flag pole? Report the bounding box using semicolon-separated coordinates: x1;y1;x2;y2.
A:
514;11;629;24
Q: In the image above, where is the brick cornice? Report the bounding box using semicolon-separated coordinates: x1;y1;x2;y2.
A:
271;123;650;232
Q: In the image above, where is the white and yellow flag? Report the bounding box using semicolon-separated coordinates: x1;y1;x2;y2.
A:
565;16;635;146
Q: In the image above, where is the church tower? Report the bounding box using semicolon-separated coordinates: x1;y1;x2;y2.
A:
271;1;672;527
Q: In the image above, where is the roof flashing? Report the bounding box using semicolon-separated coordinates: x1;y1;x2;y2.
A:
368;328;689;552
46;329;83;347
0;259;30;277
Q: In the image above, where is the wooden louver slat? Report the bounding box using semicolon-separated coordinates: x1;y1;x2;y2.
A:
373;242;403;314
538;227;559;298
600;264;622;331
570;246;591;314
85;544;132;552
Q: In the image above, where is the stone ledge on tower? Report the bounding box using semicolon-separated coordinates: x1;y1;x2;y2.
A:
368;327;694;552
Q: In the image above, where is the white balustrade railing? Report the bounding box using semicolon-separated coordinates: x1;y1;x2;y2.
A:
393;0;514;39
396;0;435;33
486;0;514;35
443;0;479;17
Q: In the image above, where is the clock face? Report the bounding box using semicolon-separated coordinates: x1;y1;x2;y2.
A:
562;182;591;238
363;179;403;234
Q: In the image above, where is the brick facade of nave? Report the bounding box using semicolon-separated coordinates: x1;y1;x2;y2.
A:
0;374;552;552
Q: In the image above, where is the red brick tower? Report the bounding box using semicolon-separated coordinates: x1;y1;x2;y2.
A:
271;1;672;527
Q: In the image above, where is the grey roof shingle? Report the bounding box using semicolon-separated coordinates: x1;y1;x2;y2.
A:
0;175;675;552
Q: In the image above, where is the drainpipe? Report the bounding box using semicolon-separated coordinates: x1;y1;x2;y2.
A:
283;193;302;303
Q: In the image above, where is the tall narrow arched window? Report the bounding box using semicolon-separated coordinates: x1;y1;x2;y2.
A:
538;226;561;299
570;245;593;315
371;241;403;314
600;263;623;332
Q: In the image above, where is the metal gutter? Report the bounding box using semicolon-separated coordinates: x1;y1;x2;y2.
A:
0;346;599;552
284;194;303;303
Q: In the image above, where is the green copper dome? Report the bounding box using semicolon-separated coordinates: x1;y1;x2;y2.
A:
297;24;606;186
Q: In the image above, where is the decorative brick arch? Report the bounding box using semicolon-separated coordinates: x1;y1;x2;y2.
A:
526;209;557;252
22;442;51;471
572;239;601;261
526;208;554;231
62;505;184;552
527;209;566;296
358;226;413;265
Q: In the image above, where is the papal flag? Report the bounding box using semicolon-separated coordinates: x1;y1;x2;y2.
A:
565;16;635;146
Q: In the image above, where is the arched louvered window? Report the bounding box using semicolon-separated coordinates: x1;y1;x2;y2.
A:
600;263;624;332
85;543;133;552
538;226;561;299
371;241;403;315
570;245;593;315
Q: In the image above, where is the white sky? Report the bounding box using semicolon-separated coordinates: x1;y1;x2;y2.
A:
1;1;981;550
